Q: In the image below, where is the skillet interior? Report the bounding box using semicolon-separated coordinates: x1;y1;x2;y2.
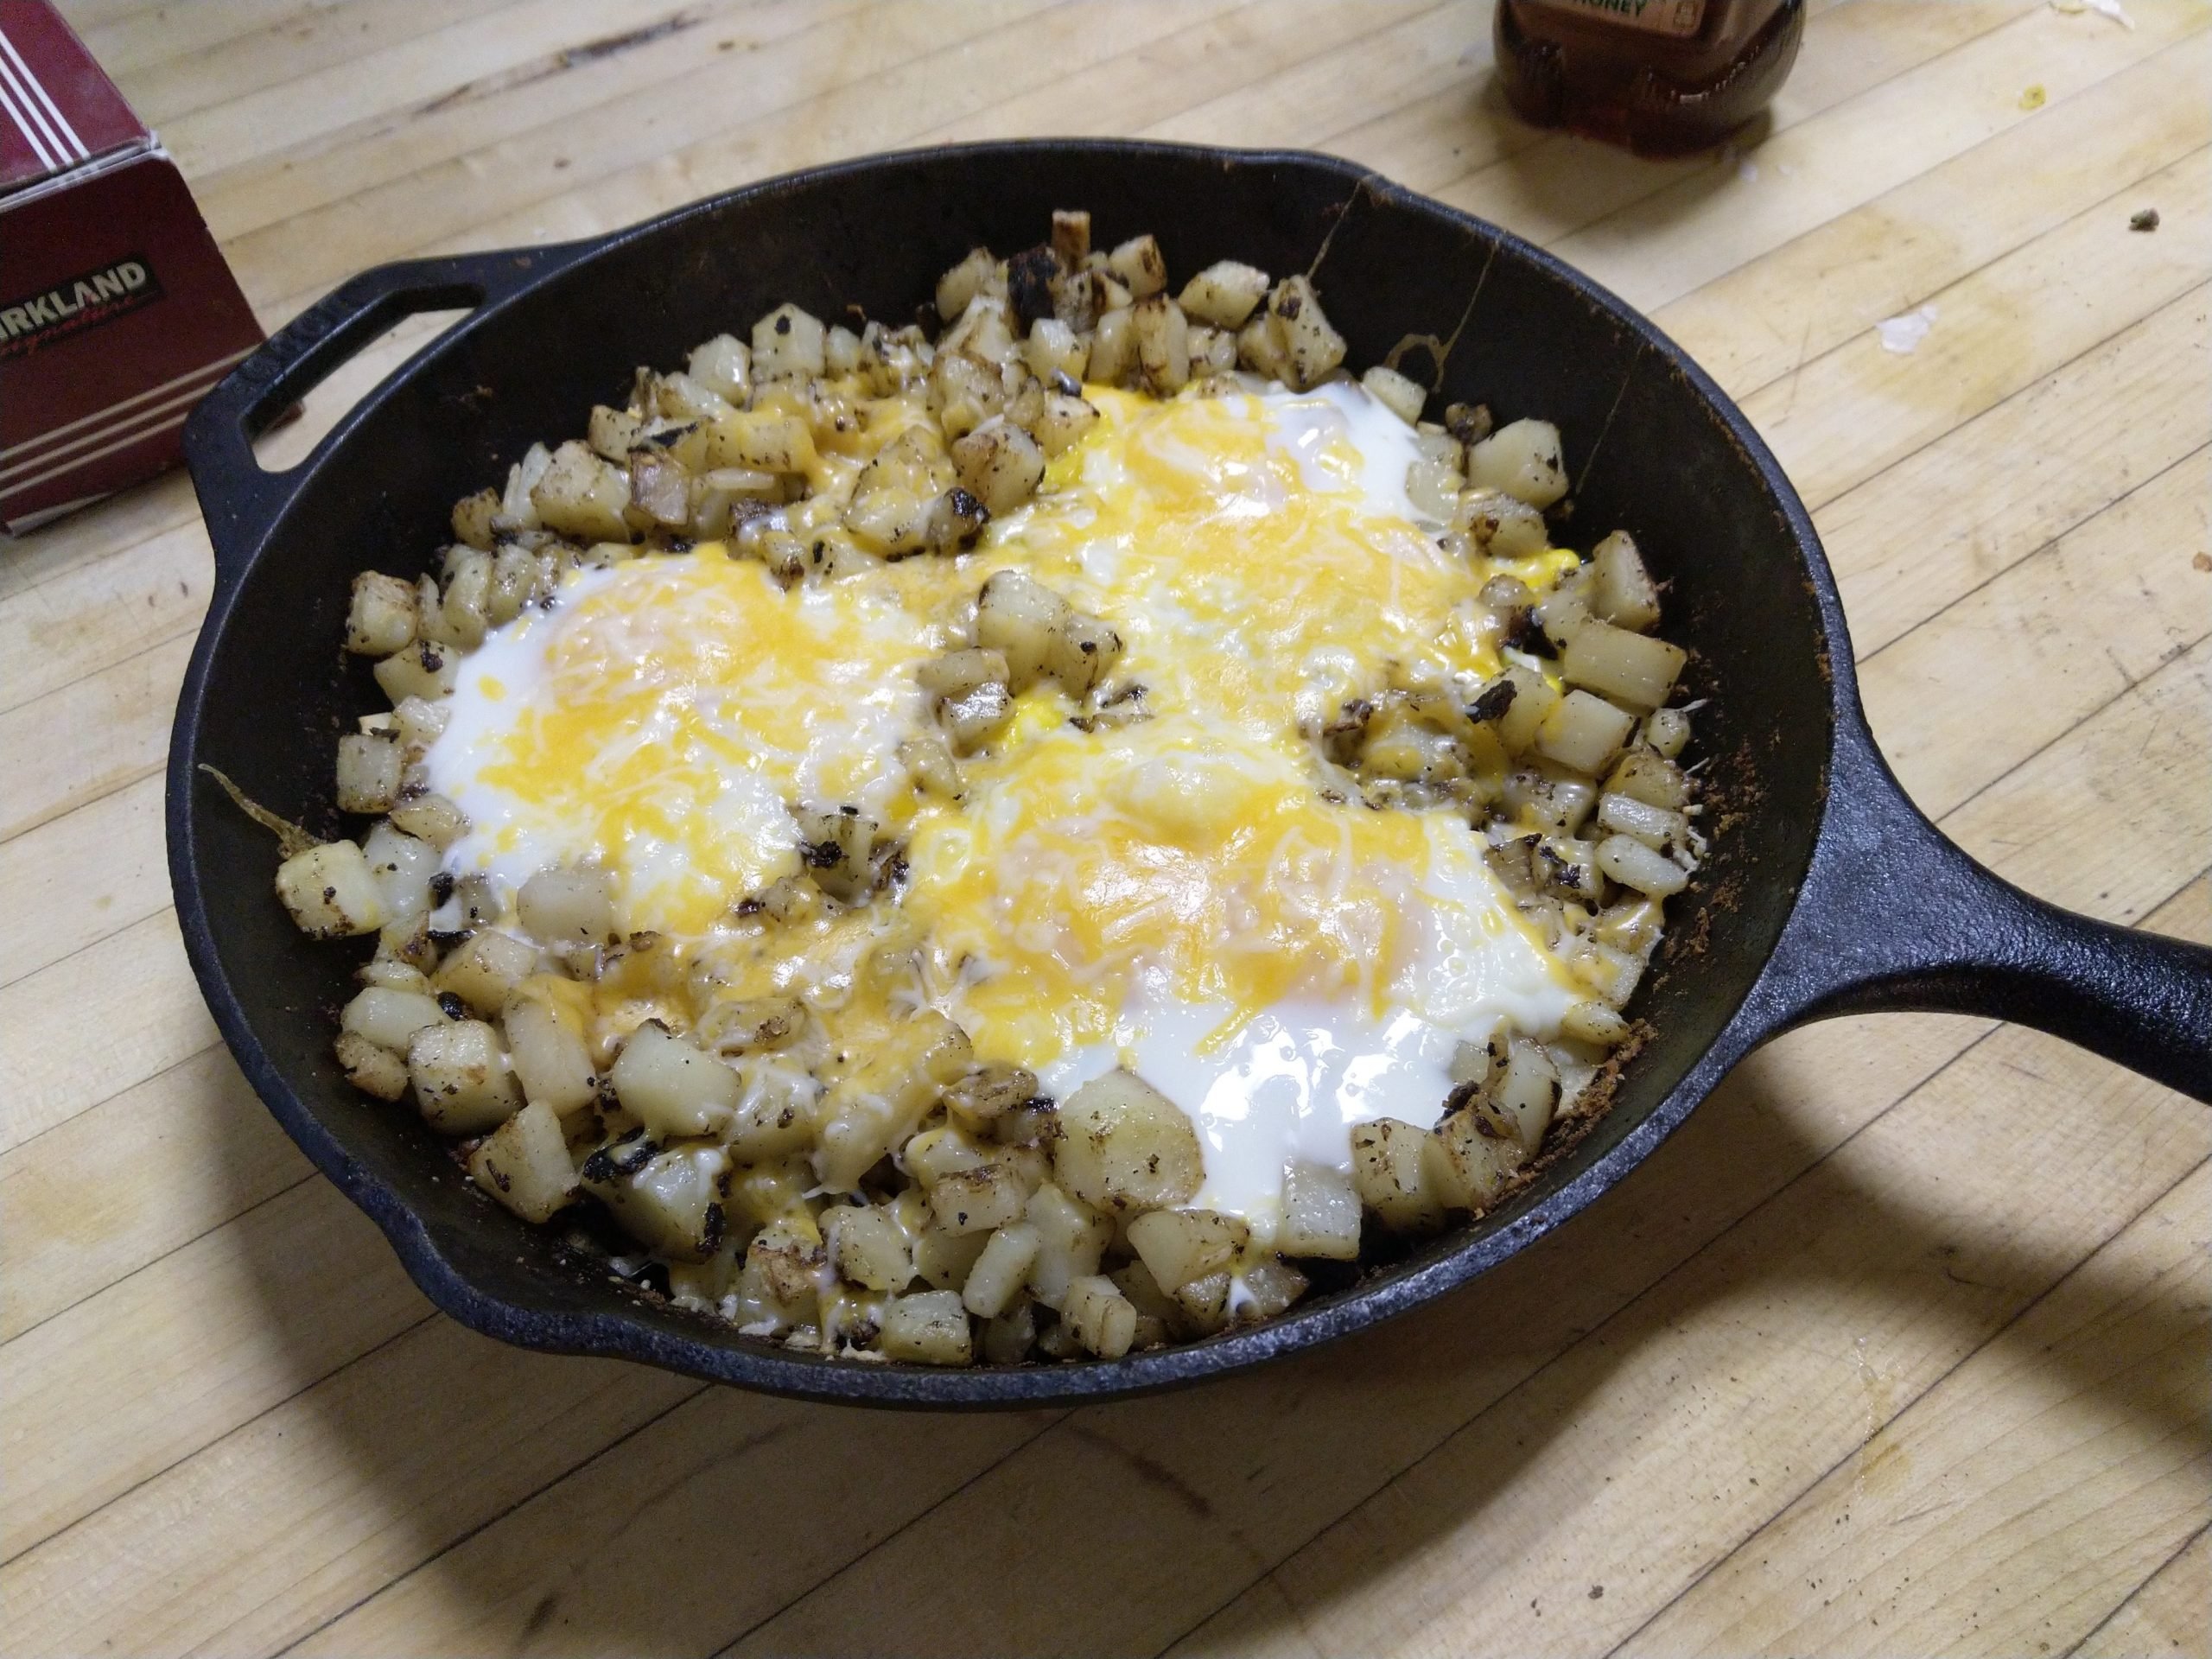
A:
177;143;1836;1405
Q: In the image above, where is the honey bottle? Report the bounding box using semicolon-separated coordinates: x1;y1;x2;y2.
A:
1492;0;1806;156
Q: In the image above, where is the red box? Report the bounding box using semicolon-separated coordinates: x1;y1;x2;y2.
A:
1;1;264;533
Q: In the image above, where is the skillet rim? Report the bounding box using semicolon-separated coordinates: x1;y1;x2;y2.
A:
168;137;1850;1409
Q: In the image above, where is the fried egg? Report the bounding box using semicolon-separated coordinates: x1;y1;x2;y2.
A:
427;380;1584;1238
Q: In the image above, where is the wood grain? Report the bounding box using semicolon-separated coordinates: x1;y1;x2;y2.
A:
4;2;2207;1655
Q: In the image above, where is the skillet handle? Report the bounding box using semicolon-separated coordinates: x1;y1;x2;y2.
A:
184;246;581;588
1761;714;2212;1103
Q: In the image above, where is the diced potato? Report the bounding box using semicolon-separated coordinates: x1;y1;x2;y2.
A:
815;1009;974;1190
1426;1103;1525;1212
345;572;417;655
879;1288;974;1364
718;1060;821;1161
1589;531;1661;631
276;840;386;938
334;1029;409;1100
1126;1208;1248;1291
1536;689;1637;776
451;488;499;550
927;349;1008;442
1266;276;1346;391
1178;260;1268;328
1050;209;1090;266
1236;310;1290;382
943;292;1016;364
827;1203;915;1292
359;822;438;924
1186;324;1237;378
391;695;450;750
1597;791;1688;851
517;864;618;944
372;640;458;705
1131;294;1190;394
1598;833;1691;898
1571;934;1646;1007
1060;1274;1138;1358
627;451;689;527
980;1299;1038;1363
704;409;817;474
1052;1069;1204;1213
1168;1269;1232;1337
341;984;446;1052
1503;767;1597;838
1535;836;1603;904
919;485;990;556
1644;705;1693;760
588;1141;729;1262
936;247;997;321
733;1210;823;1328
791;801;881;904
752;302;827;382
1106;233;1167;298
1465;417;1567;508
1455;488;1550;559
1233;1257;1309;1323
1279;1161;1362;1260
409;1018;523;1135
432;930;538;1017
975;569;1070;692
1033;391;1100;459
386;789;466;849
933;677;1013;760
611;1020;741;1138
962;1221;1041;1317
1088;307;1136;386
1561;622;1688;710
1048;612;1122;697
467;1099;579;1222
687;333;752;404
1351;1118;1448;1232
928;1159;1032;1235
531;440;633;542
500;980;597;1116
903;1124;990;1186
943;1061;1039;1133
1492;664;1560;756
652;371;734;423
912;1225;991;1292
950;421;1046;516
1024;317;1089;382
1493;1039;1561;1154
824;324;864;376
1605;748;1691;810
1361;365;1427;425
1025;1180;1111;1309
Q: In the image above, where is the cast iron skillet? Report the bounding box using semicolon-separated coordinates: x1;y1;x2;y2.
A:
171;141;2212;1409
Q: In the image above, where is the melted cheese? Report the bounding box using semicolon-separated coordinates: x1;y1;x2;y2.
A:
426;380;1584;1230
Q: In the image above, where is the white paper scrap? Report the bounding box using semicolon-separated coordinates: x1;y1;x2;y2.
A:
2051;0;2135;27
1877;304;1939;355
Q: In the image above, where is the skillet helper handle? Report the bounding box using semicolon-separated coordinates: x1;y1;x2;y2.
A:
1767;716;2212;1103
185;248;565;588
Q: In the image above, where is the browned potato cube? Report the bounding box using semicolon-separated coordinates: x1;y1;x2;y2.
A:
1052;1069;1203;1213
950;422;1047;516
345;572;417;655
276;840;386;938
467;1099;579;1222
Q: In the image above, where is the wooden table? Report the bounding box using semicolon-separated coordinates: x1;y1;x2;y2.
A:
4;2;2207;1653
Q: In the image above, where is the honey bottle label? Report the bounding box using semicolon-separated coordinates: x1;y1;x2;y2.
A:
1522;0;1708;37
